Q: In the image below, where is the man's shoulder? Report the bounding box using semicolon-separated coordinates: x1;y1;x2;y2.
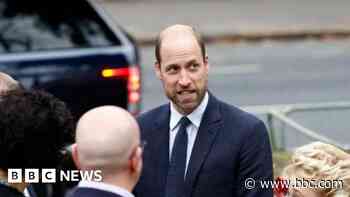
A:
217;98;262;127
216;98;268;141
0;184;25;197
66;187;123;197
136;103;169;125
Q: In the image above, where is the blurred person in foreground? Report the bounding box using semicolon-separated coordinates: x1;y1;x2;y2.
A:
133;24;273;197
0;89;74;197
69;106;143;197
0;72;21;95
281;142;350;197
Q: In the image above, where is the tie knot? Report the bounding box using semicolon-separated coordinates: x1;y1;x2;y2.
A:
179;117;191;128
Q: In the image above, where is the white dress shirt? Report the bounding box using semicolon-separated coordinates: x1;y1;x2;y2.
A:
23;188;30;197
78;181;134;197
169;92;209;175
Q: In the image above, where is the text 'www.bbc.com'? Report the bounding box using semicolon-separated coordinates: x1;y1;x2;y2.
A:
244;177;344;190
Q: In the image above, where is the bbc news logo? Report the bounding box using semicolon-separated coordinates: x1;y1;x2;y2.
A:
8;169;102;183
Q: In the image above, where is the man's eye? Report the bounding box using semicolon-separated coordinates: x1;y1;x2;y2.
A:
166;67;178;73
189;64;199;71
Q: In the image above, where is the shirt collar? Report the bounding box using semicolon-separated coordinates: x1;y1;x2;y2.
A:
78;181;134;197
170;92;209;130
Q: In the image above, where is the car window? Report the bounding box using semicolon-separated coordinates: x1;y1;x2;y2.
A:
0;0;122;54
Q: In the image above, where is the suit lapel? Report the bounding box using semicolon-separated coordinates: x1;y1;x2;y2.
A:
151;104;170;196
184;94;223;195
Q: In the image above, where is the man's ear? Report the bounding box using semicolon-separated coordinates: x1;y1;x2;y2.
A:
130;146;143;174
204;56;209;71
154;61;162;79
71;143;81;169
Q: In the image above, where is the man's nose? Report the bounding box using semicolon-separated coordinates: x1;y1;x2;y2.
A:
178;70;191;87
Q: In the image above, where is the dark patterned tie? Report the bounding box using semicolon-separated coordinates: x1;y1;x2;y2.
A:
165;117;191;197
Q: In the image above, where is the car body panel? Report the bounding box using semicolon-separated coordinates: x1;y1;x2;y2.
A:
0;0;141;119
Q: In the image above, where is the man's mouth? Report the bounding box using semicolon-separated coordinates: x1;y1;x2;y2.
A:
177;90;196;95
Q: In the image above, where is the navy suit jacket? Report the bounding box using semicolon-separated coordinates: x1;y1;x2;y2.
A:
67;187;123;197
0;184;25;197
133;93;273;197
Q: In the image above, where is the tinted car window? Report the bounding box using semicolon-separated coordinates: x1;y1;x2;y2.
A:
0;0;121;54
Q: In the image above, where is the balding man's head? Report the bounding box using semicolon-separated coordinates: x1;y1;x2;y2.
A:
155;24;206;64
0;72;20;95
74;106;141;177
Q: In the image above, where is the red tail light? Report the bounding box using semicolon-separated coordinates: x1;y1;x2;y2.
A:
127;67;141;104
102;68;130;78
101;67;141;114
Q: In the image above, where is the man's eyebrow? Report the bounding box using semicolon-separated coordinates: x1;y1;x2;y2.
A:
185;59;198;66
165;63;179;69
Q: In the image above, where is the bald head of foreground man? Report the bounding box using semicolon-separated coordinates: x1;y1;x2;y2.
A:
72;106;142;196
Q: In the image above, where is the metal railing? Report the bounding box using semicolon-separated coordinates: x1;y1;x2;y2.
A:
241;101;350;151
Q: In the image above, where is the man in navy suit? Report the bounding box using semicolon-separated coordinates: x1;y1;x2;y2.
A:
133;24;273;197
70;106;143;197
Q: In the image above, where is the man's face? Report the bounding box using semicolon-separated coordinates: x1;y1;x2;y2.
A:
155;34;209;115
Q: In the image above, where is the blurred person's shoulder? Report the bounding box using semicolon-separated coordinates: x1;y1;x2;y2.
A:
0;184;25;197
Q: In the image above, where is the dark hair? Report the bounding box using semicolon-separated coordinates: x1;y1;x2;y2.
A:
155;27;206;64
0;89;74;170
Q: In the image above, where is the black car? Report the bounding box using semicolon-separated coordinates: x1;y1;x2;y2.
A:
0;0;141;119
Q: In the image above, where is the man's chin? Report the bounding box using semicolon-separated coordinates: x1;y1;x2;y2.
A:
178;102;198;114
